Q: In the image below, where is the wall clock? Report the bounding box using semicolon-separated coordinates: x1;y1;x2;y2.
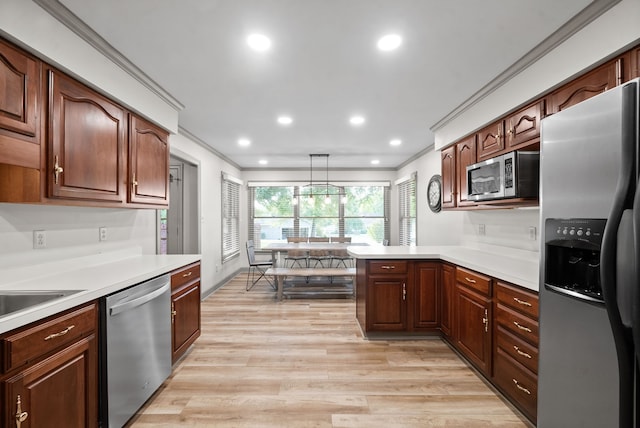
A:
427;174;442;213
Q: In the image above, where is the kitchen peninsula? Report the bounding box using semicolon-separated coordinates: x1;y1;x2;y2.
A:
349;245;539;423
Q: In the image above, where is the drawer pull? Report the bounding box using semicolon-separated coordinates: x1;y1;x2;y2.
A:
15;395;28;428
44;325;75;341
380;265;395;270
464;277;477;284
513;322;532;333
512;378;531;395
513;297;532;307
182;271;193;278
513;346;533;359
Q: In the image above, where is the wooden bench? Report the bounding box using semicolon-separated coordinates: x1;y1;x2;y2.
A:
265;267;356;300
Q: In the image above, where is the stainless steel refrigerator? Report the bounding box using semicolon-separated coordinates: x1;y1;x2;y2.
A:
539;77;639;427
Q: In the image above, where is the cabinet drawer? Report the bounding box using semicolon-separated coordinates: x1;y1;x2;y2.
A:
496;325;538;374
171;262;201;290
368;260;408;275
1;302;97;373
455;267;491;296
494;347;538;422
496;281;539;319
496;304;539;346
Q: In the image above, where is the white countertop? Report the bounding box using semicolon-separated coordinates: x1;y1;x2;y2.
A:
0;251;201;334
348;245;539;292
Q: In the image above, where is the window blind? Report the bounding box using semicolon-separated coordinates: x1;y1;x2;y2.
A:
398;173;416;246
222;173;241;262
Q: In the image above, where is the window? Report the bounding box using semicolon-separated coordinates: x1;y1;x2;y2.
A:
222;173;241;262
398;173;416;246
249;183;389;249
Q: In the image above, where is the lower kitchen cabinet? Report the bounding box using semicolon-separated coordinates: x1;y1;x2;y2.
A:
454;266;492;376
413;262;440;329
0;302;99;428
440;263;455;339
170;261;202;364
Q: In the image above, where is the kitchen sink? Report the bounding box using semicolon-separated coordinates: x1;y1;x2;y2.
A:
0;290;83;318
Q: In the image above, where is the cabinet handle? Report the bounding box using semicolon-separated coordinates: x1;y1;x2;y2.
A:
182;271;193;278
402;283;406;301
513;321;532;333
171;302;176;323
482;308;489;333
380;265;395;270
15;395;28;428
464;277;477;284
512;378;531;395
496;125;502;142
53;155;64;184
132;173;138;192
513;297;532;307
44;325;75;341
513;346;533;359
507;119;514;139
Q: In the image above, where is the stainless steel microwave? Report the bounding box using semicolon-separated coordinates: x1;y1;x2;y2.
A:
466;151;539;201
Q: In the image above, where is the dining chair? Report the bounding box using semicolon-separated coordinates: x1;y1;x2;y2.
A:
245;240;274;291
308;237;331;267
285;236;308;267
329;237;352;267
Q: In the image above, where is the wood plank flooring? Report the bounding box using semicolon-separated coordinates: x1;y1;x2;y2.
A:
129;274;531;427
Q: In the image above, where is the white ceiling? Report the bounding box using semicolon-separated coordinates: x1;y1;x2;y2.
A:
55;0;596;169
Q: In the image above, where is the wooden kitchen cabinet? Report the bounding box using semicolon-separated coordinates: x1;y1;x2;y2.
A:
547;58;621;114
492;281;539;423
440;263;455;339
455;135;476;207
454;267;492;375
128;114;169;207
46;68;128;204
504;101;544;151
476;119;505;161
440;145;456;209
170;262;201;364
0;38;41;202
0;302;99;428
364;261;409;332
413;262;440;329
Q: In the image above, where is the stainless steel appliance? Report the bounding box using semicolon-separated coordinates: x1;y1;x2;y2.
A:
100;274;171;427
539;78;640;427
466;151;539;201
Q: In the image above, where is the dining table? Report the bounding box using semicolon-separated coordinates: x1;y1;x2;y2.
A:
263;242;368;267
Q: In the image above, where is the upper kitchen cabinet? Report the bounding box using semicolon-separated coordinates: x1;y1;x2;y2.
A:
440;145;456;209
476;119;504;161
46;68;127;204
627;46;640;80
456;135;476;207
547;58;621;114
505;101;544;151
0;39;41;202
128;115;169;207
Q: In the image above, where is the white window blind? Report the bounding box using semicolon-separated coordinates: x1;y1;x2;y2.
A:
398;173;416;246
222;173;241;262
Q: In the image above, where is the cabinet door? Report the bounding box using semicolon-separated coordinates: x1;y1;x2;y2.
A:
172;281;201;364
547;59;620;114
367;277;407;331
456;135;476;207
129;115;169;206
477;120;504;161
3;335;98;428
505;101;543;150
413;262;439;329
455;285;491;375
440;145;456;209
47;69;127;203
630;46;640;80
440;263;455;339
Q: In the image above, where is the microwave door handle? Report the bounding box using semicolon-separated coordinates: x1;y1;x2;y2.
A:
600;80;637;428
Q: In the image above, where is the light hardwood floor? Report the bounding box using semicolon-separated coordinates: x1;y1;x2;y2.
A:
129;274;531;427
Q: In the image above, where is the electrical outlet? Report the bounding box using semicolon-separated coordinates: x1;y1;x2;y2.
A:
478;224;486;235
99;227;108;242
33;230;46;249
529;226;537;241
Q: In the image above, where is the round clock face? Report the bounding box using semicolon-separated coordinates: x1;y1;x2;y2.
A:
427;175;442;213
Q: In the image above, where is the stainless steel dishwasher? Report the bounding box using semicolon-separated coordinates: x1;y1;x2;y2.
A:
100;274;171;428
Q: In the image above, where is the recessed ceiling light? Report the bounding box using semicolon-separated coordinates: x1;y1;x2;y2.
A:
377;34;402;51
349;115;366;126
390;139;402;146
238;138;251;147
371;159;380;165
259;159;268;165
246;33;272;52
277;115;293;125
